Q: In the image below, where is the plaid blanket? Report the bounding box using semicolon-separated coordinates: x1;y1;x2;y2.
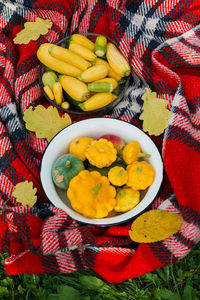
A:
0;0;200;283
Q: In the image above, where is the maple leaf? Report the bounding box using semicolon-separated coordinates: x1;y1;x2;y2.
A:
139;87;171;136
12;181;37;207
23;105;72;142
129;209;183;243
13;17;52;44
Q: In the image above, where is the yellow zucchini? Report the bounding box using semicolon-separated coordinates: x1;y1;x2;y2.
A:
88;82;113;92
69;34;95;50
94;35;107;57
79;93;117;111
106;42;131;77
78;65;108;82
53;82;63;105
69;42;97;62
95;58;110;70
60;76;89;102
94;77;118;89
49;45;91;71
108;67;122;81
37;43;82;77
43;85;54;101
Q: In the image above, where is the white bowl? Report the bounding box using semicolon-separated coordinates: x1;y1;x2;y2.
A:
40;118;163;226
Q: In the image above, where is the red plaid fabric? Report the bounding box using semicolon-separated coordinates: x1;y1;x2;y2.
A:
0;0;200;283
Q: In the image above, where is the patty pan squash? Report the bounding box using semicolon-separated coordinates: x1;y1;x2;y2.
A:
126;161;155;190
114;187;140;212
67;170;116;218
122;141;150;165
108;166;128;186
85;138;117;168
69;136;94;161
52;154;85;189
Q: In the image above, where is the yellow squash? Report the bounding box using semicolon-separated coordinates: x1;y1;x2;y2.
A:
94;77;118;89
85;138;117;168
37;43;82;77
108;166;128;186
60;76;89;102
108;67;122;81
67;170;116;219
69;136;94;161
122;141;150;165
114;188;140;212
94;35;107;57
106;42;131;77
88;82;114;93
49;44;91;71
79;93;117;111
95;58;110;70
78;65;108;82
69;34;95;50
43;85;54;100
126;161;155;190
69;42;97;62
52;82;63;105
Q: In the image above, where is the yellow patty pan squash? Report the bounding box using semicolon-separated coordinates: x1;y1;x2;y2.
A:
85;138;117;168
114;187;140;212
67;170;116;218
69;136;94;161
108;166;128;186
126;161;155;190
122;141;150;165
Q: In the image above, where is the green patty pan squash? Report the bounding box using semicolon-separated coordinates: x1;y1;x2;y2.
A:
52;154;85;189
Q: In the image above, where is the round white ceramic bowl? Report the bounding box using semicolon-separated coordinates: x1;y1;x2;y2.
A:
40;118;163;226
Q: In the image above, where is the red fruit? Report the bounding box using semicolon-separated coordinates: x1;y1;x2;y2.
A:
98;134;126;157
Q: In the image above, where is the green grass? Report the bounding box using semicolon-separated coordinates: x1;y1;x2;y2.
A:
0;242;199;300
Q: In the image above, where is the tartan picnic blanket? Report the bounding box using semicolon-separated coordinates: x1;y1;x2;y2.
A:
0;0;200;283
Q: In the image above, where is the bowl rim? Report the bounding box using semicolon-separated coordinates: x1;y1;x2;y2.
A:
38;32;130;117
40;117;164;226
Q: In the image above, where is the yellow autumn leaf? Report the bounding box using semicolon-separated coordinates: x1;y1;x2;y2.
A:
13;17;52;44
129;209;183;243
23;105;72;142
12;181;37;207
139;87;171;136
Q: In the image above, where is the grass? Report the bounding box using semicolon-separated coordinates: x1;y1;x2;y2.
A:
0;242;199;300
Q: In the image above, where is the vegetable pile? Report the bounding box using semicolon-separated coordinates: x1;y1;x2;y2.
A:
37;34;131;111
51;134;155;219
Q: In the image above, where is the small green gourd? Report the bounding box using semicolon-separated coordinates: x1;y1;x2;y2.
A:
51;154;85;189
42;71;58;90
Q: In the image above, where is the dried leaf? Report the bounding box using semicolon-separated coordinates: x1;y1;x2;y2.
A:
23;105;72;142
12;181;37;207
13;17;52;44
139;87;171;136
129;209;183;243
